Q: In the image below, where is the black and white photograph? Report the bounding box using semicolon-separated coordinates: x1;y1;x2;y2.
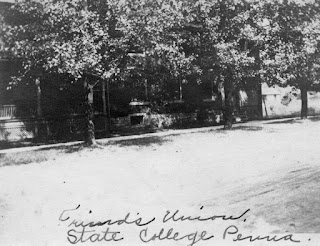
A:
1;0;320;245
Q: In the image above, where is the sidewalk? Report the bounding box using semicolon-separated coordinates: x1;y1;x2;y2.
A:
0;116;308;154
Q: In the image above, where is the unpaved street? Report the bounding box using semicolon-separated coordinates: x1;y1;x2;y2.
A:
1;118;320;246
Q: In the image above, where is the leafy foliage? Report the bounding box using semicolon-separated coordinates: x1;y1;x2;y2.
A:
1;0;320;130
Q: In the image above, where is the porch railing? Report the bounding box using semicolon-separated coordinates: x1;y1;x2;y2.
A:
0;105;17;119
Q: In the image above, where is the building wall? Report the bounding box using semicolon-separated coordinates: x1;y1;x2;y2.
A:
0;60;19;105
262;84;320;118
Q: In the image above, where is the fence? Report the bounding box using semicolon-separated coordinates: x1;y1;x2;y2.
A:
0;104;262;142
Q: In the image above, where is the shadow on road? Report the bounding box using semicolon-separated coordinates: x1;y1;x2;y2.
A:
106;136;172;148
265;119;297;125
214;125;265;132
0;143;84;167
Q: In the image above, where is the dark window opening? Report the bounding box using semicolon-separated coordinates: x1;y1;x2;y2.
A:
130;115;143;125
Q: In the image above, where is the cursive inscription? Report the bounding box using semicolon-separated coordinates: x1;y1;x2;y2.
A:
59;205;155;228
223;225;300;243
59;206;304;245
139;227;214;246
67;227;123;244
163;207;250;223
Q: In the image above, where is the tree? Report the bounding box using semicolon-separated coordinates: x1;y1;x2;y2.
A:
1;0;127;145
118;0;199;105
3;0;319;140
210;0;261;129
258;0;320;119
123;0;266;129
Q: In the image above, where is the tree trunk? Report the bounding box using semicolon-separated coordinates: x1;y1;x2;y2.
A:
84;77;97;146
224;91;233;129
300;80;308;119
224;78;234;130
102;80;111;136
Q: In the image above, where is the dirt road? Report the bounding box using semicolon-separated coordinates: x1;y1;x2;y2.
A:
0;118;320;245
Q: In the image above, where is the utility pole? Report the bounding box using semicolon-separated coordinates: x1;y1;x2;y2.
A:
255;47;263;119
145;79;148;100
35;77;42;139
179;75;183;101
